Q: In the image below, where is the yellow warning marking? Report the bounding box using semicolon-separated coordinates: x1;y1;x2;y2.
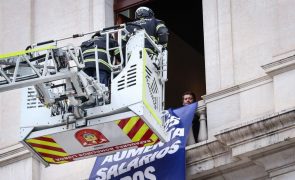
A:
43;157;56;163
122;116;140;134
32;147;68;157
150;134;159;142
26;139;61;148
132;123;149;142
115;120;121;124
43;157;68;164
144;134;159;146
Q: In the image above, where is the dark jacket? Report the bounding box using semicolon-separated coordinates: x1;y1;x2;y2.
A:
81;35;119;72
124;17;168;53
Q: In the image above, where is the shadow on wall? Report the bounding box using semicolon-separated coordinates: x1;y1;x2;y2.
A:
165;32;206;109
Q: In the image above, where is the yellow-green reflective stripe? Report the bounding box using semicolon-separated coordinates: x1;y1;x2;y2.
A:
142;49;162;125
144;134;159;146
114;49;120;55
0;45;56;59
132;123;149;142
26;139;61;148
84;58;112;69
156;24;165;31
149;36;158;43
145;48;155;54
43;157;68;164
150;36;157;42
122;116;140;134
33;147;68;156
83;48;107;54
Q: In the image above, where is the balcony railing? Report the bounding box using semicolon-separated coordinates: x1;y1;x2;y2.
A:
187;100;207;146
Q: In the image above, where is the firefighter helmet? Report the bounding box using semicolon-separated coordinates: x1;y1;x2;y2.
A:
135;7;154;19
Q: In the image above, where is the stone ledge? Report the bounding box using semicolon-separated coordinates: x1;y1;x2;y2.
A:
0;143;32;167
186;107;295;179
202;75;272;103
186;138;242;177
215;107;295;147
231;126;295;157
251;143;295;178
262;53;295;76
186;138;230;165
268;162;295;178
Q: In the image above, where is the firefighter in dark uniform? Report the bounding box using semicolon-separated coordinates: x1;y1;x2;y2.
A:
80;32;119;87
123;6;169;55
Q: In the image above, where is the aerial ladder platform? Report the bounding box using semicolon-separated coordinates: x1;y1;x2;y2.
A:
0;25;168;166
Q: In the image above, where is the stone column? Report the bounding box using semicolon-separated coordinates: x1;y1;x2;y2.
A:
197;100;207;142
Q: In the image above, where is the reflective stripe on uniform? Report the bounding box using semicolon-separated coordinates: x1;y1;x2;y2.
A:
122;35;127;41
82;48;107;55
114;49;120;55
84;58;112;70
156;24;166;31
145;48;156;54
150;36;158;43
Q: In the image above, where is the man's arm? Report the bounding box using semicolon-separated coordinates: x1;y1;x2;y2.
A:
156;20;169;48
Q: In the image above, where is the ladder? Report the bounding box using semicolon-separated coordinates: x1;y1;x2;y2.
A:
0;25;168;166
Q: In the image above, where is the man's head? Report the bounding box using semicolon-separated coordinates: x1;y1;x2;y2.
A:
182;91;196;106
135;6;154;19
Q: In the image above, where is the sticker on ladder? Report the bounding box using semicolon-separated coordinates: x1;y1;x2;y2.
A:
75;129;109;147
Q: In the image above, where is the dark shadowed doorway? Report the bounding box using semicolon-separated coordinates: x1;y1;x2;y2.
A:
114;0;205;108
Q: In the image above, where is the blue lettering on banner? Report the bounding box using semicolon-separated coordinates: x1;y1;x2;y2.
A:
89;103;197;180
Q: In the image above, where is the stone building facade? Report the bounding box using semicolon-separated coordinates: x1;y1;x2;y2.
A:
187;0;295;179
